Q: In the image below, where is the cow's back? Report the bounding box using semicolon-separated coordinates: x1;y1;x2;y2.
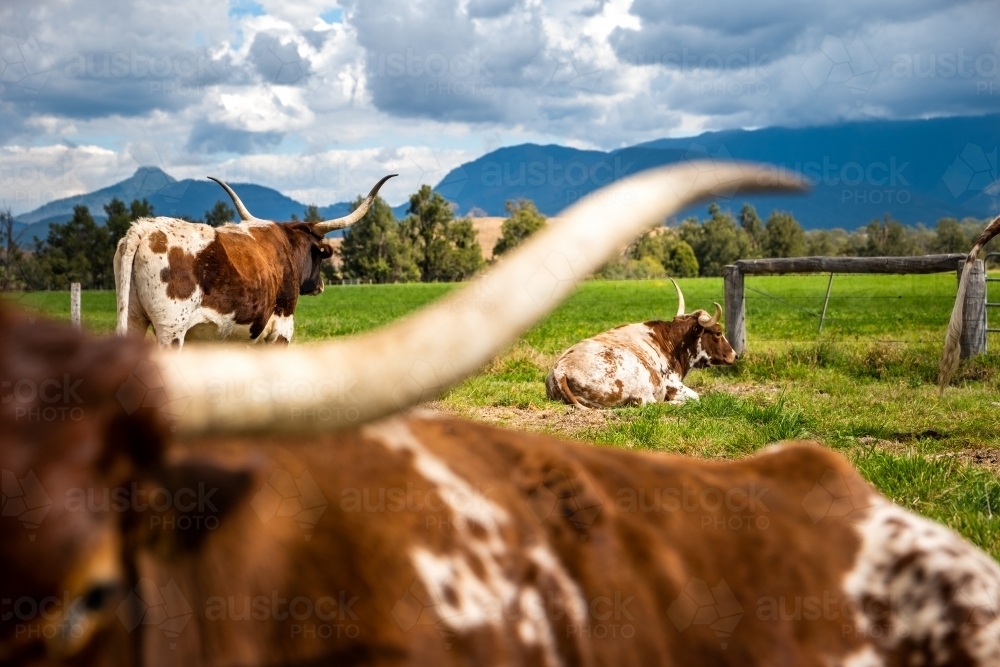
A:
123;218;293;344
548;324;667;407
155;416;1000;666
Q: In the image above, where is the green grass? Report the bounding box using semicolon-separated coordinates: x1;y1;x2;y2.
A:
10;274;1000;558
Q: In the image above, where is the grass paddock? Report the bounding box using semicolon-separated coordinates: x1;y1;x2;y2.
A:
9;274;1000;558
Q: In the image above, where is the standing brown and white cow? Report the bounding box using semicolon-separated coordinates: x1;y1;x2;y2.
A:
4;162;1000;667
113;174;395;347
547;280;735;408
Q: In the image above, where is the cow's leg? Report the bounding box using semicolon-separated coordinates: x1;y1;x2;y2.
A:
664;377;699;404
127;310;151;337
676;385;699;402
271;314;294;344
153;326;187;350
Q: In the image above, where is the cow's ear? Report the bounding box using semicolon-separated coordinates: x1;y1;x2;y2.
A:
132;457;261;552
317;242;334;259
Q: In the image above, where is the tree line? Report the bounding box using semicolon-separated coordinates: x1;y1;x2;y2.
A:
336;189;543;283
0;197;244;291
598;203;998;279
1;192;995;291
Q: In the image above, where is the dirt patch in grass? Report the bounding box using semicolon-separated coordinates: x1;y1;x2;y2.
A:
960;448;1000;474
711;383;784;398
857;436;1000;474
423;401;621;438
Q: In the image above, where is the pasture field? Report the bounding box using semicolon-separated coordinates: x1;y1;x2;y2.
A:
10;273;1000;558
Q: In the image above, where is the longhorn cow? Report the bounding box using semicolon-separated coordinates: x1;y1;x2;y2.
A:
113;175;396;347
547;280;734;407
4;163;999;667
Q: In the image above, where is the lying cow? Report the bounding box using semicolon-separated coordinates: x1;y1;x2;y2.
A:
939;214;1000;392
4;162;999;667
113;174;395;347
547;280;732;407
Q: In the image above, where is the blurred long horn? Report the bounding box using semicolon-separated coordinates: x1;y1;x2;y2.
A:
699;302;722;327
671;278;685;318
313;174;397;233
159;162;805;436
207;177;259;222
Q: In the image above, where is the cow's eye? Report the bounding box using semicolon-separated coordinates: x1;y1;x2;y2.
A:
82;581;121;612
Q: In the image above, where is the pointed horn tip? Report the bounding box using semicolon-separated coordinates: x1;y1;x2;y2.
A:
670;278;685;318
713;161;810;195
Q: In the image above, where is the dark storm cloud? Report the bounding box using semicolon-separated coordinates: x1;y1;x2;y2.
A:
467;0;517;19
609;0;977;70
342;0;550;123
186;121;284;154
248;32;314;86
0;1;241;132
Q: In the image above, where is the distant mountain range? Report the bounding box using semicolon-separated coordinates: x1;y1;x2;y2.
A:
13;166;360;241
13;114;999;240
436;114;999;228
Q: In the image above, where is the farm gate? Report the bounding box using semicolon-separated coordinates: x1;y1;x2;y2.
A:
722;254;986;357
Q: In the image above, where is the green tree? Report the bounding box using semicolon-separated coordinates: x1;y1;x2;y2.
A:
403;185;484;281
932;218;971;254
33;205;113;289
492;199;546;257
739;203;764;252
104;197;153;246
630;230;699;277
426;217;484;281
862;215;914;256
596;256;667;280
303;205;322;223
678;204;754;277
204;200;235;227
761;211;807;258
338;195;419;283
0;206;26;291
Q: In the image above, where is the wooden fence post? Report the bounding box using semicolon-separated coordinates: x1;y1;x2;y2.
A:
723;265;745;355
959;259;986;358
70;283;81;330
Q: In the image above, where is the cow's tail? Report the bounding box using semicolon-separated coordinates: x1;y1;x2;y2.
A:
938;215;1000;393
547;370;586;409
114;224;144;337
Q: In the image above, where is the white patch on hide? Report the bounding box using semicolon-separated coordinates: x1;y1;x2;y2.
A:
843;498;1000;665
364;418;586;666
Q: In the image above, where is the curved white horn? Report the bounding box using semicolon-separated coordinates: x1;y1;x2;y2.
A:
313;174;397;233
207;177;260;222
698;302;722;327
671;278;685;318
158;161;805;436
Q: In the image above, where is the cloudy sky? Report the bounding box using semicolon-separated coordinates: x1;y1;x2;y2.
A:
1;0;997;214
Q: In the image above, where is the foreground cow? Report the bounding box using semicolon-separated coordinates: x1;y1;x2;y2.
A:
113;174;395;346
939;214;1000;392
547;281;733;407
4;163;1000;667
